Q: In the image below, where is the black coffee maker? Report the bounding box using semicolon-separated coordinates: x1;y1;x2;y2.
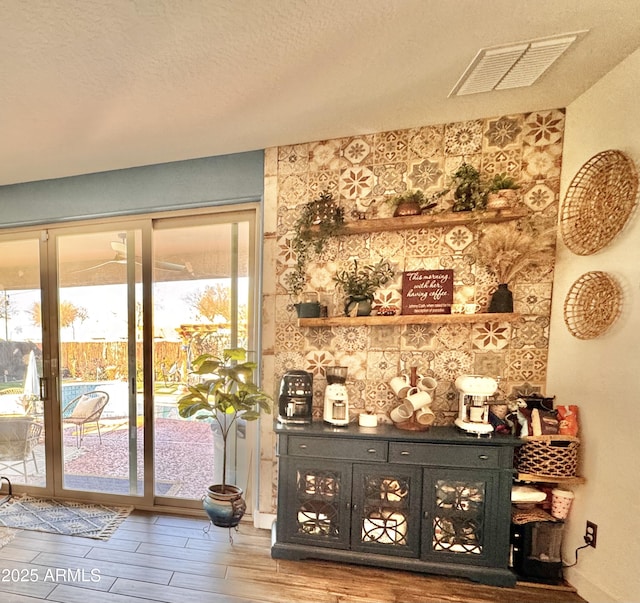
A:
278;370;313;424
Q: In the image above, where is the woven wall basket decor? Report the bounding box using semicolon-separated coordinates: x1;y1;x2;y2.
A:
561;149;638;255
563;271;622;339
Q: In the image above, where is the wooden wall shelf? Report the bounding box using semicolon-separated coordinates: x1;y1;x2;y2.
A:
312;207;528;236
516;473;586;485
298;313;520;327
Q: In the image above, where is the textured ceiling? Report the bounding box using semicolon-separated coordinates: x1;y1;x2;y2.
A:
1;0;639;186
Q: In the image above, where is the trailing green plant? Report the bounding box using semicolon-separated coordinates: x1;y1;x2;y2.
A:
488;173;520;192
333;258;395;299
286;190;344;297
450;162;488;212
178;348;272;493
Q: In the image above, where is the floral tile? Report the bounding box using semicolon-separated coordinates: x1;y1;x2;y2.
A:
338;233;370;260
346;379;367;410
339;165;375;200
401;324;438;350
407;125;445;159
481;149;522;178
307;259;339;292
373;288;402;315
366;351;402;382
471;321;512;350
374;130;409;163
309;170;339;198
304;350;337;378
333;326;369;352
522;180;558;212
509;316;550;349
483;115;524;150
405;227;444;257
365;380;397;412
341;135;375;165
278;173;308;208
444;225;474;252
277;144;309;175
523;109;565;147
473;350;507;378
369;325;402;350
370;230;405;259
334;350;367;380
506;349;548;382
504;381;546;400
372;162;408;196
399;350;436;375
304;327;336;350
309;140;343;171
275;322;305;352
434;323;472;350
407;158;445;190
440;254;475;286
432;349;473;381
522;144;562;180
274;351;306;377
513;283;552;315
444;120;484;156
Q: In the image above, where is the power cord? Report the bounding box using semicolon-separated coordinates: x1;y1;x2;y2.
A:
563;540;592;568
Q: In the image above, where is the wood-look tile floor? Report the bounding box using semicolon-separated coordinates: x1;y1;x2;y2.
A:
0;511;586;603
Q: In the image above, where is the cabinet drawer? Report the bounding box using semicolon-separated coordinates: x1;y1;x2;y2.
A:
388;442;500;468
287;436;388;461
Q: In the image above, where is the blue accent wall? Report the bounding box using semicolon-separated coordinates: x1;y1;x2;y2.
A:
0;150;264;228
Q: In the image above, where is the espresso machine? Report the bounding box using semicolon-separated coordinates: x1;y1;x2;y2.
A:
454;374;498;436
278;370;313;424
323;366;349;426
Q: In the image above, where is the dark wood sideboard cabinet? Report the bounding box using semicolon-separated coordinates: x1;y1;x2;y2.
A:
271;423;521;587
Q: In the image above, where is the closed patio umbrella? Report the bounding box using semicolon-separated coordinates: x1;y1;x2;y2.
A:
24;351;39;398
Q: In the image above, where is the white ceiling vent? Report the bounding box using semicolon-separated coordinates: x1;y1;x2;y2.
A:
450;32;586;96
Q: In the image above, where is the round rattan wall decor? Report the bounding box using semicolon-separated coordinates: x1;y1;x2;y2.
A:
563;271;622;339
561;149;638;255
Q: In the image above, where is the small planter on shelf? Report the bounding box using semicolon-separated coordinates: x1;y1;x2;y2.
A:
333;258;395;317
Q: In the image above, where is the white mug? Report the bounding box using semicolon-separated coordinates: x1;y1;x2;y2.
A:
402;388;432;412
389;403;413;423
464;303;480;314
389;374;411;399
417;376;437;395
415;406;435;426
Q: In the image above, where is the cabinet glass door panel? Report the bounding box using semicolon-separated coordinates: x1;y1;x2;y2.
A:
282;458;351;549
352;464;421;557
422;469;497;563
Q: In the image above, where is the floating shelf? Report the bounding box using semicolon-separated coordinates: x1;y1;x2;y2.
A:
312;207;528;236
298;313;520;327
516;473;586;485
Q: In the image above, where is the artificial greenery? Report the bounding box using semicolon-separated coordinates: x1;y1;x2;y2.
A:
450;162;488;212
488;172;520;192
333;258;395;299
386;189;447;213
178;348;271;493
286;190;344;296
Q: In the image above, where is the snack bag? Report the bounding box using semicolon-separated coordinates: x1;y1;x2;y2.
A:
557;405;579;437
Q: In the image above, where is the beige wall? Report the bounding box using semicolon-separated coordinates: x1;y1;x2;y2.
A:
547;48;640;603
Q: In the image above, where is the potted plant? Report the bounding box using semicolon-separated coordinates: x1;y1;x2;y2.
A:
286;190;344;308
476;222;556;312
386;189;448;217
333;258;395;316
178;348;272;528
487;173;520;210
450;162;488;212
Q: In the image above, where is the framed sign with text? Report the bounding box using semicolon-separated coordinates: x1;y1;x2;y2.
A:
402;269;453;315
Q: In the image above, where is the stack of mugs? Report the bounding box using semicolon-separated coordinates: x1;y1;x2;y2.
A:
388;373;437;427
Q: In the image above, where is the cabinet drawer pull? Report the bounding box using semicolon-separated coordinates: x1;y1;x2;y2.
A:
367;448;377;454
299;444;307;449
400;450;410;456
478;454;489;460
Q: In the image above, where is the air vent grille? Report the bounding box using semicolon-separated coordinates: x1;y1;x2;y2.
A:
450;32;585;96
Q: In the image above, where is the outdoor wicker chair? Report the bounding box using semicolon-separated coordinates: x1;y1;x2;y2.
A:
0;416;43;479
62;390;110;447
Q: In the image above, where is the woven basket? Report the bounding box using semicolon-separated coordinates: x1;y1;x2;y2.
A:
516;435;580;478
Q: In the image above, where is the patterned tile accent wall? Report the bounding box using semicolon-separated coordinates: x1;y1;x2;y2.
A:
261;110;564;456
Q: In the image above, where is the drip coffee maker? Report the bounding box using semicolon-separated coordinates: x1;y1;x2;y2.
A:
278;370;313;424
454;375;498;436
323;366;349;426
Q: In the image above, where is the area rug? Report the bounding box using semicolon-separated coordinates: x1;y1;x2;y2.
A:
0;495;132;540
0;526;19;548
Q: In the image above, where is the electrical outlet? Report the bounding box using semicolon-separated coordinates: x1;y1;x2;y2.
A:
585;521;597;548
